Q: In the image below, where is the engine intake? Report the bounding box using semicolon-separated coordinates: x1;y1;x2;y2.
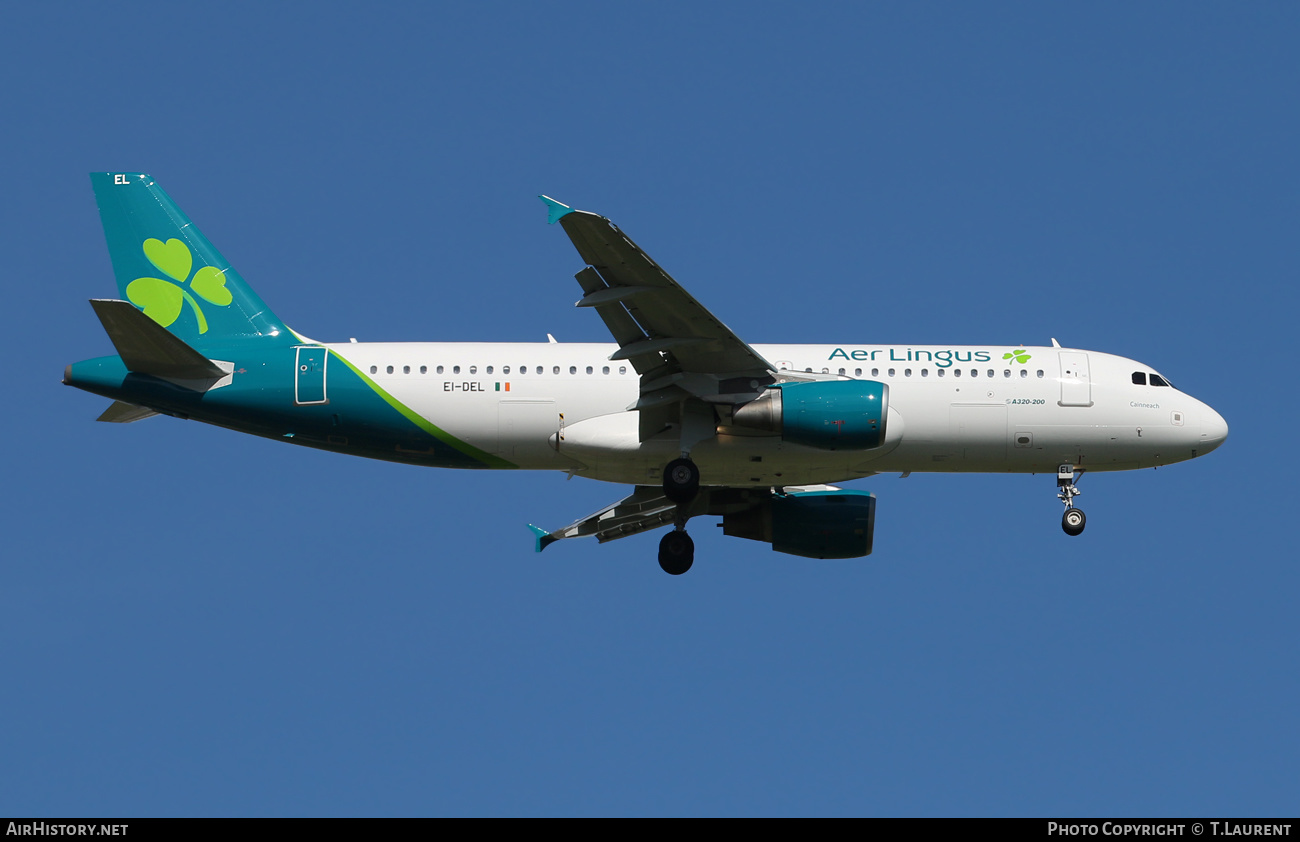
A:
731;380;889;450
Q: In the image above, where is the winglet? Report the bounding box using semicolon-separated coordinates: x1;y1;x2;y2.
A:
527;523;558;553
539;195;573;225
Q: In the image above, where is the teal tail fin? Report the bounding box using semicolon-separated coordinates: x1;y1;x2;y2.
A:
90;173;293;349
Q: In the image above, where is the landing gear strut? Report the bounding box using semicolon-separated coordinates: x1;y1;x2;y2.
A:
659;461;697;574
658;528;695;575
1058;464;1086;536
663;457;700;504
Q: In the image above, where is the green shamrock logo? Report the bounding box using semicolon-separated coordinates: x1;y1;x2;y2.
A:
1002;348;1032;364
125;238;232;334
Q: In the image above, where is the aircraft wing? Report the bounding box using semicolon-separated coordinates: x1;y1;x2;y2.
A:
528;483;848;553
529;486;678;551
543;198;776;409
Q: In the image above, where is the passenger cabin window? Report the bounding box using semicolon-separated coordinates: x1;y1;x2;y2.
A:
553;366;560;375
369;365;377;374
437;365;444;374
1019;369;1027;378
1132;372;1147;385
536;366;542;374
954;369;962;377
871;368;879;377
420;365;427;374
1151;374;1170;387
403;365;410;374
502;366;509;374
486;366;493;374
619;366;627;375
1037;370;1044;378
453;365;461;374
603;366;610;374
386;365;393;374
586;366;594;374
570;366;577;374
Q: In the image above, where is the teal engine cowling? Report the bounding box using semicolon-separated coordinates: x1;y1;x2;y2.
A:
721;489;877;559
730;380;889;450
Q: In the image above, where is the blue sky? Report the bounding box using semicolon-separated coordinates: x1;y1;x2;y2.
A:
2;2;1296;816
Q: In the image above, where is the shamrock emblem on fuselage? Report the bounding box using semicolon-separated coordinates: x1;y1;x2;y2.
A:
125;238;232;334
1003;348;1032;364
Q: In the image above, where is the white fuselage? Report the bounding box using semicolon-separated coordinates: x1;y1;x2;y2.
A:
325;342;1228;488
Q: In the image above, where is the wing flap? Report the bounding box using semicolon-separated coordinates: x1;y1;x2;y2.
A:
574;268;661;374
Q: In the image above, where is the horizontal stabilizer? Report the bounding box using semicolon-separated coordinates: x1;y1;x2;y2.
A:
96;401;159;423
89;299;225;381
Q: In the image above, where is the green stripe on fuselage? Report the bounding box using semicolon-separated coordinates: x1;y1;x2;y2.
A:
65;346;516;470
328;350;515;469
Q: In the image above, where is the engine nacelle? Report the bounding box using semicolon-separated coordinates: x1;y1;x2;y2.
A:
721;489;877;559
731;380;889;450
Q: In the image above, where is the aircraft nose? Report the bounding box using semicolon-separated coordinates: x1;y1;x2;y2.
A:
1200;406;1229;454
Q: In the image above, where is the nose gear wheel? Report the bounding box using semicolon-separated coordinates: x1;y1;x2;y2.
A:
1057;464;1086;536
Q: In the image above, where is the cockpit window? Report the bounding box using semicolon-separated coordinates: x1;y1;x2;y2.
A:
1132;372;1147;385
1150;374;1170;387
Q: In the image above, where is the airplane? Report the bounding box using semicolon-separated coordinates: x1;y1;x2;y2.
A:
65;173;1229;575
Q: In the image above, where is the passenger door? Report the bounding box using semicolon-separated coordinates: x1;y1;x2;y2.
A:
1058;352;1092;407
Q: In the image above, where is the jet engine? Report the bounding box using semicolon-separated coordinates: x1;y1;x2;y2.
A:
721;488;877;559
731;380;889;450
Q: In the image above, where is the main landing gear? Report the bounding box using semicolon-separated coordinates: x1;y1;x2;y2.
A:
663;457;700;504
1057;464;1086;536
659;457;701;574
658;528;695;575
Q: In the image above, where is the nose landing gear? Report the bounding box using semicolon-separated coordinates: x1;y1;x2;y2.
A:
1058;464;1086;536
